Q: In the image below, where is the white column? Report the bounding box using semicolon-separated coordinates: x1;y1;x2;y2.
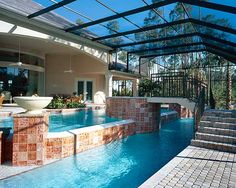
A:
132;79;139;97
105;73;113;97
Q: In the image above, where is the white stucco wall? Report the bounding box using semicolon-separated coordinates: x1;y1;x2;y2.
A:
45;54;107;104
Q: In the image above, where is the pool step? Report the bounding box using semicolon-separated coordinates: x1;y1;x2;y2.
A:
199;121;236;130
191;140;236;153
201;116;236;124
203;110;236;118
195;133;236;145
191;110;236;153
198;126;236;137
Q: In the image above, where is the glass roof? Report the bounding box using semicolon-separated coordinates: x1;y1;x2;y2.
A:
10;0;236;62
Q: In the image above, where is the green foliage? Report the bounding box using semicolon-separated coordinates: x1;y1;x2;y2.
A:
212;84;227;109
47;96;65;109
107;20;123;44
47;96;86;109
138;78;153;97
66;101;86;108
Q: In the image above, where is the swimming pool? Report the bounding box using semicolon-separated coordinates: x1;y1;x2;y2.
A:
49;109;120;132
0;108;177;133
0;118;193;188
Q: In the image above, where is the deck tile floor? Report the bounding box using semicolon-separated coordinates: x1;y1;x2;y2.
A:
140;146;236;188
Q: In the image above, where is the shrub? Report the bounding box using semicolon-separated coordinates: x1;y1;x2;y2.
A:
66;101;86;108
47;96;65;109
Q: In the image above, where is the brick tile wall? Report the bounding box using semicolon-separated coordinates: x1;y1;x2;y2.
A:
46;121;135;160
106;97;160;133
12;113;49;166
169;104;193;118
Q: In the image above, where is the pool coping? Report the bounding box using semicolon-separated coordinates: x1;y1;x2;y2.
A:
139;146;193;187
47;119;135;138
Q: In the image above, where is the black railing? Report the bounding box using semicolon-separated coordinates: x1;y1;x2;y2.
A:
194;88;206;133
151;72;208;103
151;71;208;133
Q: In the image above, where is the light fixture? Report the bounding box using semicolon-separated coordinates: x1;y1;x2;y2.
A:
64;55;73;73
17;40;22;66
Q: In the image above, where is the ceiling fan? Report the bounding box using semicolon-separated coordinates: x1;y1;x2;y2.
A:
7;40;44;72
64;55;74;73
9;40;24;67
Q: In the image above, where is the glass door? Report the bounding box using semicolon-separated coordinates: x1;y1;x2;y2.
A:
77;80;93;102
86;81;93;101
77;81;84;100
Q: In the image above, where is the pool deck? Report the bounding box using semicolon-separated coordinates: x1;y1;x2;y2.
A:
140;146;236;188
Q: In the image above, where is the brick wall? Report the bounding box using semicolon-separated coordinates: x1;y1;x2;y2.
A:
161;112;179;124
169;104;193;118
12;113;49;166
106;97;160;133
46;120;135;160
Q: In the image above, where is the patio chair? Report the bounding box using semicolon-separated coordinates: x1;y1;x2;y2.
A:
0;95;5;107
1;91;12;103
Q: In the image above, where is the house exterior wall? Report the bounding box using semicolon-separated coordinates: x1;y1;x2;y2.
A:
45;54;107;104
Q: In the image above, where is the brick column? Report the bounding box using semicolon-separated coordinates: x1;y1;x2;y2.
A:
106;97;160;133
169;103;181;117
12;113;49;166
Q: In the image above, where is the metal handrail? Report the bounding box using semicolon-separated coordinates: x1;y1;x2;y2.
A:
151;72;208;103
193;88;206;134
151;72;207;135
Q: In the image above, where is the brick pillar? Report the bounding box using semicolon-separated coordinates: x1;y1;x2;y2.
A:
169;104;181;117
12;113;49;166
0;131;2;164
106;97;161;133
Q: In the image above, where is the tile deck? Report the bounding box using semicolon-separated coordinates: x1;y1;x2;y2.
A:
140;146;236;188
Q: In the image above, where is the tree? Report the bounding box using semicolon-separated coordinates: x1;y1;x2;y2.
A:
106;20;123;45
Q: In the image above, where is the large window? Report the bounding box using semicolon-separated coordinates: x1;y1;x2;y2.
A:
0;50;44;97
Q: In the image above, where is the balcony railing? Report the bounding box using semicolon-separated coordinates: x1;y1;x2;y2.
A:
151;72;208;103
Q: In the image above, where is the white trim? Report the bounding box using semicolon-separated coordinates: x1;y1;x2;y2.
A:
0;8;111;51
0;47;45;60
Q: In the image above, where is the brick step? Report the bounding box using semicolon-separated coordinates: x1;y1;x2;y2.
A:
198;127;236;137
204;110;236;118
191;139;236;153
195;133;236;145
199;121;236;130
201;116;236;124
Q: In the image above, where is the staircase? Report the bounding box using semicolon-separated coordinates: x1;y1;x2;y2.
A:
191;110;236;153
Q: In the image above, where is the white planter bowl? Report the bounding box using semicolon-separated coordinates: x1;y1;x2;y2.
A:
13;96;53;114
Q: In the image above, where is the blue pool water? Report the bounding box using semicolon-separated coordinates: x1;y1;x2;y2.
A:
49;108;176;132
0;117;13;133
0;108;176;132
49;109;120;132
0;118;193;188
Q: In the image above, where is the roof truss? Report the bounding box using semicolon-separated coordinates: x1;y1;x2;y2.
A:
26;0;236;63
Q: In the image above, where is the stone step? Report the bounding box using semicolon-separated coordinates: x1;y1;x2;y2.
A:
201;116;236;124
191;139;236;153
199;121;236;130
204;110;236;118
198;126;236;137
195;133;236;145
